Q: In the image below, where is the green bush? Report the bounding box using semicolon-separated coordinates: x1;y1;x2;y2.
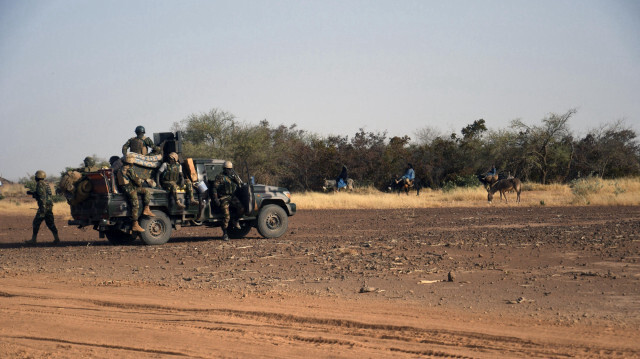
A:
570;176;603;203
20;177;65;203
442;174;482;192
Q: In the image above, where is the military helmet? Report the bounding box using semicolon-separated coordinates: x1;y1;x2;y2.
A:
168;152;179;162
135;125;145;134
35;170;46;180
223;161;233;169
124;154;136;164
84;156;95;166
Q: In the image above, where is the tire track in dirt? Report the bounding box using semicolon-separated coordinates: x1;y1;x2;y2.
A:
1;335;194;357
2;289;637;358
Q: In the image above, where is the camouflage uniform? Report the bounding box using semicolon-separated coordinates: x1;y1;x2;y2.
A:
159;162;195;208
120;164;151;221
77;157;99;173
29;180;60;244
212;172;244;229
122;136;159;156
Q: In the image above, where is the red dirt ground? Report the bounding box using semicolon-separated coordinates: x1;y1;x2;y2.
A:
1;206;639;358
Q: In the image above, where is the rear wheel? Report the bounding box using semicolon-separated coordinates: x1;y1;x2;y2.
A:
139;210;172;245
104;230;137;245
227;223;252;239
257;204;288;239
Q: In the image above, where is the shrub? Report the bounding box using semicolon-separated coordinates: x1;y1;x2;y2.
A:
570;176;603;203
442;175;482;193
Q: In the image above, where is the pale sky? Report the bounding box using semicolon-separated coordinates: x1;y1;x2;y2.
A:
1;0;639;181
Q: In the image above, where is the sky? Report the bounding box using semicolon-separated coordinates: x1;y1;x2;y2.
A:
1;0;639;181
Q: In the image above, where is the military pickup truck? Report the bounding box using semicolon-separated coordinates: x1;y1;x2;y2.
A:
66;132;296;245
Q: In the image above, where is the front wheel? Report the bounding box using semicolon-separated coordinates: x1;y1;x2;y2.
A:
257;204;288;239
139;210;172;245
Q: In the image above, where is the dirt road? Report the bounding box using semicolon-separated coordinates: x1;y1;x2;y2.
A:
1;206;639;358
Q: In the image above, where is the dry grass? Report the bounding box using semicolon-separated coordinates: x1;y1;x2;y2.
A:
1;178;638;215
293;177;640;209
0;199;72;219
1;183;71;219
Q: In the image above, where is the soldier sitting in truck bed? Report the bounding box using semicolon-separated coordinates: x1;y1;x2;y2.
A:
118;154;155;232
157;152;198;211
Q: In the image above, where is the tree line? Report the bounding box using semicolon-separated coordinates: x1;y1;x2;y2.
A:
172;108;640;192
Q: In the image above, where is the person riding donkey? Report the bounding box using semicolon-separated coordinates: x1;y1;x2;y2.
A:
335;165;348;190
396;163;415;187
157;152;198;210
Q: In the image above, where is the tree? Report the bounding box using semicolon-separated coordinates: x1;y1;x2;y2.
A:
511;109;576;184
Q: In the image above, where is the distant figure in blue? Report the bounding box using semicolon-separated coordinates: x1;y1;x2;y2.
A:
397;163;415;186
336;165;348;189
487;165;497;177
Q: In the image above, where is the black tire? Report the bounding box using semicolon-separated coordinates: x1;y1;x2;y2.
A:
139;210;172;245
104;230;137;245
257;204;288;239
227;223;252;239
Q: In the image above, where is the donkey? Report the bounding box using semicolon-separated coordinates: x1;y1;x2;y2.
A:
323;178;354;192
487;178;521;203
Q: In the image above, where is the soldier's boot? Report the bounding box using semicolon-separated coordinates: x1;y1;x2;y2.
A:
221;229;229;241
25;236;37;245
132;221;145;232
175;199;186;210
232;220;241;230
196;201;207;221
142;205;155;217
52;231;60;245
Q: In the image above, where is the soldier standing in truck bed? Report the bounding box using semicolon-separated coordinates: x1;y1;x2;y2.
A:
25;170;60;245
122;125;160;156
212;161;244;241
118;154;155;232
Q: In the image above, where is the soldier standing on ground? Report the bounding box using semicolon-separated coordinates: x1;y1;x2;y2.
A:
212;161;244;241
25;170;60;245
117;154;155;232
122;125;160;156
157;152;198;210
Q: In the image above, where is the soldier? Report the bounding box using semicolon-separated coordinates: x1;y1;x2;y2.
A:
117;154;155;232
212;161;245;241
157;152;198;210
25;170;60;244
77;156;99;173
122;125;160;156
